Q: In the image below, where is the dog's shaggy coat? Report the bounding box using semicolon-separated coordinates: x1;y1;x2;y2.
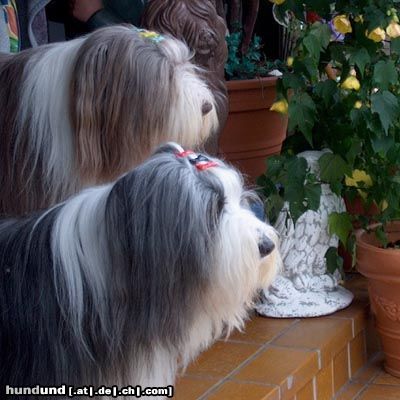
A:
0;26;218;216
0;144;280;399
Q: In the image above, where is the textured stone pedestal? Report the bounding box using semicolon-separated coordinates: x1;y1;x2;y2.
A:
257;151;354;318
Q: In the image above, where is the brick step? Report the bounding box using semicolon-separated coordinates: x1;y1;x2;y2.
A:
174;275;376;400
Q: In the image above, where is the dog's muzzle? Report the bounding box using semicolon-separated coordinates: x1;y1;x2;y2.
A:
258;234;275;257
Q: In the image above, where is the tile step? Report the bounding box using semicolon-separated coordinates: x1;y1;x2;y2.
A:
174;275;378;400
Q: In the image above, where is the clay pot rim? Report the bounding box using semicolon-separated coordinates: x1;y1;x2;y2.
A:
226;76;279;91
356;221;400;253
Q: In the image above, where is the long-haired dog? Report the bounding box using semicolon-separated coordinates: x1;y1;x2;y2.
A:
0;26;218;216
0;143;280;399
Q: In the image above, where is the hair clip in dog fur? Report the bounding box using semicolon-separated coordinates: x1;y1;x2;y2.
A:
175;150;219;171
136;28;165;43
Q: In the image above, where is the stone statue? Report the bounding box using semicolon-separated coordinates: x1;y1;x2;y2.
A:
141;0;228;154
256;151;354;318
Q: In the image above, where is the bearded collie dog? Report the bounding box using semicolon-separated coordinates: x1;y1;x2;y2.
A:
0;143;280;399
0;26;218;216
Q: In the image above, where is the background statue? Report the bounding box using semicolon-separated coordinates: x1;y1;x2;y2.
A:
141;0;228;154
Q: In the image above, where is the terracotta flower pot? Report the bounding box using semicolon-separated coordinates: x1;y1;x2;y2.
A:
218;77;288;182
356;221;400;377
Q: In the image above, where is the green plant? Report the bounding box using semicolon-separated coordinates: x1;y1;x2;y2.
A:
261;0;400;266
225;30;278;80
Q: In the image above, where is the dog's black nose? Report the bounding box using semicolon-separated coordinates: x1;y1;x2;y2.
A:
202;101;213;116
258;235;275;257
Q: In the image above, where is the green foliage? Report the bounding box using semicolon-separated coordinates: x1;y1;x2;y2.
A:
258;0;400;270
225;31;278;80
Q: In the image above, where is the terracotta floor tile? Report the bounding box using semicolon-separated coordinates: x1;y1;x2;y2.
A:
333;346;350;393
316;361;334;400
334;382;364;400
296;379;315;400
349;332;367;377
186;341;260;378
328;299;369;337
173;376;219;400
273;318;352;367
373;369;400;385
366;316;381;356
205;381;279;400
233;346;318;399
352;353;384;383
358;384;400;399
228;316;297;344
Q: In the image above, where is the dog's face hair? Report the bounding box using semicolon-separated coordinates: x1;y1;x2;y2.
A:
0;26;218;217
0;143;279;392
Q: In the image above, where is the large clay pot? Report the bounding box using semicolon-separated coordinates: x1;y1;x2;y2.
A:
218;77;287;182
356;221;400;377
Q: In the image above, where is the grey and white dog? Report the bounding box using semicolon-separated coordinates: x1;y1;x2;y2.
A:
0;143;280;399
0;26;218;216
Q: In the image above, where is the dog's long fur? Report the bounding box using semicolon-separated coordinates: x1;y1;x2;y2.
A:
0;26;218;216
0;144;280;399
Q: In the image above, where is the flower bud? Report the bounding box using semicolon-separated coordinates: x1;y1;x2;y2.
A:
287;56;294;67
332;15;352;34
269;0;286;5
341;76;361;91
386;21;400;38
366;27;386;42
354;101;363;109
270;99;289;114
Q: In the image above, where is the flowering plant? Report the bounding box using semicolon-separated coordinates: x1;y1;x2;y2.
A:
261;0;400;264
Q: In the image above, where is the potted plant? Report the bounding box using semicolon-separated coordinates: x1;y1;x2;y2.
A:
260;0;400;375
216;1;289;182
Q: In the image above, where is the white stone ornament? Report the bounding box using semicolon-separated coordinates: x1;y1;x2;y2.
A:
256;151;354;318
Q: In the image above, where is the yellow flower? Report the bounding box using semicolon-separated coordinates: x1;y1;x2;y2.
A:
355;15;364;23
341;76;361;91
270;99;288;114
380;200;389;211
333;15;353;34
345;170;373;188
345;170;373;200
354;101;363;109
269;0;286;4
366;27;386;42
287;56;294;67
386;21;400;38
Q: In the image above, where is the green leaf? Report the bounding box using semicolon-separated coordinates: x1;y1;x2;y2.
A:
373;60;398;90
282;72;305;90
304;182;321;211
391;37;400;54
325;247;344;275
303;23;331;60
288;92;317;145
328;212;353;246
371;91;400;133
371;136;395;156
349;48;371;77
318;153;352;184
314;80;338;107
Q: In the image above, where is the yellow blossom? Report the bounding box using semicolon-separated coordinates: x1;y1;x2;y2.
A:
354;101;363;109
345;170;373;188
341;76;361;91
386;21;400;38
333;15;353;34
380;200;389;211
287;56;294;67
355;15;364;23
269;0;286;4
345;170;373;199
366;27;386;42
270;99;288;114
